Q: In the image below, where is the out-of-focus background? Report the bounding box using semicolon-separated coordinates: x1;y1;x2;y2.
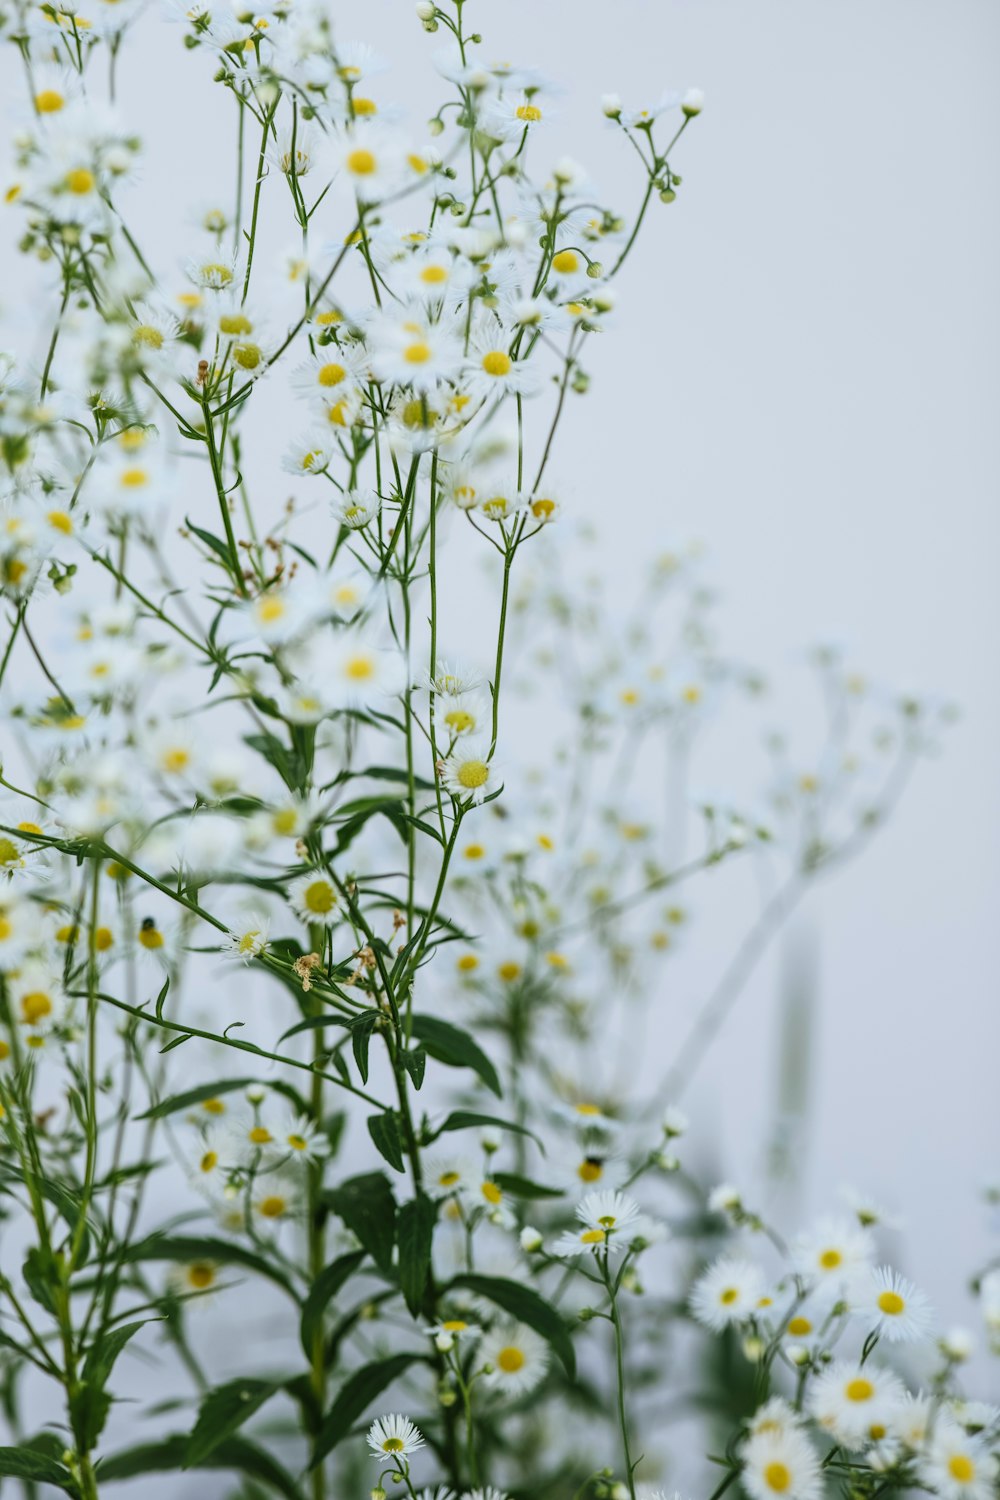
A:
2;0;999;1439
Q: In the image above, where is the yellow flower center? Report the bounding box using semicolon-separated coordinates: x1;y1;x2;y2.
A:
233;342;262;370
787;1316;812;1336
551;250;579;273
949;1456;976;1483
445;709;475;733
287;1133;307;1150
35;89;65;113
346;148;377;176
119;468;149;488
456;759;489;790
65;167;95;194
764;1464;791;1493
302;880;336;915
200;1150;217;1172
481;350;512;377
317;361;347;386
532;497;556;519
497;1346;525;1372
420;264;448;284
498;961;521;982
456;954;479;972
161;748;190;773
352;96;377;115
819;1248;842;1269
515;103;542;122
463;843;485;860
481;1181;502;1205
0;838;20;866
187;1262;216;1289
132;325;164;349
138;926;164;949
846;1378;874;1402
220;313;253;336
248;1126;271;1145
258;1195;288;1219
202;1098;226;1114
47;509;73;534
438;1170;461;1187
580;1228;606;1244
382;1437;404;1452
578;1159;603;1183
344;653;375;680
257;597;286;623
94;926;113;951
877;1290;905;1316
20;992;53;1025
720;1288;739;1305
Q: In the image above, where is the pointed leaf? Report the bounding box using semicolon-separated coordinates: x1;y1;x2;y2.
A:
396;1194;437;1316
448;1273;575;1378
410;1014;502;1097
310;1352;425;1468
326;1172;396;1274
300;1250;366;1361
367;1111;405;1173
185;1377;282;1466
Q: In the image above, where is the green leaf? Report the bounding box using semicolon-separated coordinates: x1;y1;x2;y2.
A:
22;1244;58;1315
448;1274;575;1378
185;517;234;566
400;1046;426;1090
300;1250;365;1360
310;1352;425;1468
98;1435;300;1499
410;1014;502;1097
350;1010;380;1084
396;1194;436;1317
78;1320;156;1447
123;1234;297;1299
0;1446;76;1490
367;1111;405;1173
136;1078;259;1121
492;1172;565;1200
326;1173;396;1274
185;1377;282;1466
435;1110;543;1153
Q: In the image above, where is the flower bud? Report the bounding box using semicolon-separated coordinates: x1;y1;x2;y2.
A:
659;187;677;204
586;260;604;279
682;88;704;117
415;1;435;16
601;93;622;119
520;1225;543;1252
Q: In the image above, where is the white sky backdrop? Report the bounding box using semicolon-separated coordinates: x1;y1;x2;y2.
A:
1;0;998;1455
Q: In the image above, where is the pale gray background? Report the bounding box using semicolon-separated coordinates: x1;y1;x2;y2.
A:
1;0;998;1462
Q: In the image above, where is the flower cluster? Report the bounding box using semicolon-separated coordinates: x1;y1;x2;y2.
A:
0;2;979;1499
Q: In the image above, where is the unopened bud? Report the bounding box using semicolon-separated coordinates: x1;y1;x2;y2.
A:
682;87;704;117
601;93;622;119
415;1;435;16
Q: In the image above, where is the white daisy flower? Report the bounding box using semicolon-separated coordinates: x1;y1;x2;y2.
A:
332;486;382;530
288;871;340;927
440;741;501;806
369;311;463;392
222;916;270;964
478;1321;549;1395
808;1362;906;1450
461;328;541;404
689;1256;766;1332
792;1215;874;1298
920;1424;998;1500
854;1265;933;1343
740;1423;823;1500
325;628;406;708
366;1412;425;1461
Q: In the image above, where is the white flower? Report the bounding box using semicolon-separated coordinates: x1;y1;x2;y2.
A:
441;741;501;806
332;486;382;530
690;1256;766;1331
366;1412;425;1461
289;871;340;927
222;916;270;964
920;1424;998;1500
854;1265;933;1343
553;1189;641;1257
740;1424;822;1500
325;628;406;707
792;1215;873;1298
808;1362;905;1450
479;1321;548;1395
460;328;541;404
369;310;463;392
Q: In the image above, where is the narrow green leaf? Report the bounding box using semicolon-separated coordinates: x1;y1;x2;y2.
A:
79;1320;155;1446
310;1352;425;1468
367;1111;405;1173
123;1234;297;1299
492;1172;565;1200
411;1014;502;1097
326;1173;397;1274
0;1446;76;1489
400;1046;426;1090
448;1273;575;1378
435;1110;543;1153
136;1077;258;1121
396;1194;437;1316
185;1377;282;1466
351;1010;380;1084
98;1434;300;1499
300;1250;366;1360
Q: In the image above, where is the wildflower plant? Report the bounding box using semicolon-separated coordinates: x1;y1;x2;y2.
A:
0;2;990;1499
